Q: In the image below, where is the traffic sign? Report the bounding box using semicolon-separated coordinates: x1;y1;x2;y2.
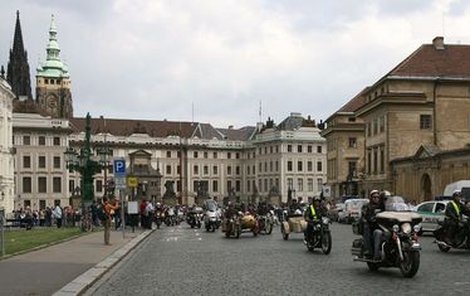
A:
115;177;127;190
322;185;331;198
127;177;138;188
113;159;126;177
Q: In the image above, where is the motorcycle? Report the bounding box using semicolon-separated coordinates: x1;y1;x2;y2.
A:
186;212;202;228
433;219;470;252
351;211;422;278
204;210;221;232
256;213;274;235
154;210;163;229
305;216;332;255
223;214;241;238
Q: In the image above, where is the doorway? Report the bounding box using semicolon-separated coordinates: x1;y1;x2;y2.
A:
421;174;432;201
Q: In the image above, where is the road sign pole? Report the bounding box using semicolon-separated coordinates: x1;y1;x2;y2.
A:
120;189;125;239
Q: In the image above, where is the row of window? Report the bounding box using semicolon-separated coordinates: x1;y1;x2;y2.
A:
165;160;323;176
287;160;322;172
22;155;62;169
165;144;324;160
16;135;62;146
22;176;62;193
366;114;432;137
287;177;323;192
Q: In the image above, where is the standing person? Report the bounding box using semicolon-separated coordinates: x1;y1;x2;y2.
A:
53;203;63;228
103;197;119;245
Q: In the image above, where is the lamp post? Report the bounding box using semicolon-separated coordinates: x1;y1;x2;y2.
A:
65;113;103;231
98;146;111;198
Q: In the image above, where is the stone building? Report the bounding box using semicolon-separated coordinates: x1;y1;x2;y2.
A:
323;36;470;202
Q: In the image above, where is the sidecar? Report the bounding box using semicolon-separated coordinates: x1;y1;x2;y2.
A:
240;212;259;236
281;214;307;240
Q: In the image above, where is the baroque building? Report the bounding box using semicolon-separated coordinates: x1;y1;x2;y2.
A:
323;37;470;202
67;113;326;207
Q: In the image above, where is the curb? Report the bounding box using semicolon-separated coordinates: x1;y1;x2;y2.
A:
52;229;155;296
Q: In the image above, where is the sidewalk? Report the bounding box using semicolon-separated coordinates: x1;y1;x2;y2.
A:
0;228;153;296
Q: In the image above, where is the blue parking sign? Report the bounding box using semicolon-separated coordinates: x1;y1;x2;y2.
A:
113;159;126;176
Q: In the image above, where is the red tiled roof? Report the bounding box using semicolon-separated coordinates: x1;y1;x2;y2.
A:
337;87;369;113
389;43;470;78
70;117;197;138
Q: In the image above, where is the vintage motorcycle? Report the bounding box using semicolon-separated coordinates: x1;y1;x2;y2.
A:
256;213;274;235
351;211;422;278
223;214;241;238
434;219;470;252
305;216;332;255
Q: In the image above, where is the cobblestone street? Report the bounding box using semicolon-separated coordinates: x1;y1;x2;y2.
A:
86;223;470;296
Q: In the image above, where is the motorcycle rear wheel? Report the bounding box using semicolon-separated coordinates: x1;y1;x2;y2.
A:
367;262;379;271
321;231;332;255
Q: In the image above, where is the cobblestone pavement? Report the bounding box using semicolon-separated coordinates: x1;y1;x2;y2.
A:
86;223;470;296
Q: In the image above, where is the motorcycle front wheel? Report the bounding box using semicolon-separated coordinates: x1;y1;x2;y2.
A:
321;231;332;255
438;243;451;252
281;224;289;240
266;222;273;235
400;250;420;278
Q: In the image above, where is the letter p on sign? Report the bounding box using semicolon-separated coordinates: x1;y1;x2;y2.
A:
113;159;126;177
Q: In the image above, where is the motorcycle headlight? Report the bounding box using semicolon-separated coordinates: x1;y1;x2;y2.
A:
401;223;412;234
392;224;400;233
413;224;421;233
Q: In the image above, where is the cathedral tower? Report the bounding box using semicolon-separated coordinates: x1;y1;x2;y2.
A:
36;15;73;119
7;11;33;100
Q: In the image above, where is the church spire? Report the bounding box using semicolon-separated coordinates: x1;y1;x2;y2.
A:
36;14;73;119
7;10;33;100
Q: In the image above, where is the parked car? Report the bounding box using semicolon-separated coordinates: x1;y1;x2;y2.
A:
327;203;345;222
414;200;449;233
338;199;368;224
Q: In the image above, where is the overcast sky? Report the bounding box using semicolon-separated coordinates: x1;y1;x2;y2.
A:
1;0;470;128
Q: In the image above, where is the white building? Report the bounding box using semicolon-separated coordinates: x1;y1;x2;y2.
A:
13;113;70;210
0;78;15;216
66;112;326;206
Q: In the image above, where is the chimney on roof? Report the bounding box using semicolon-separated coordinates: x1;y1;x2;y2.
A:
228;125;233;130
432;36;445;50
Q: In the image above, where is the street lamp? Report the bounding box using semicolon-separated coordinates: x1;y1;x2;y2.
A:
97;146;112;197
65;113;103;231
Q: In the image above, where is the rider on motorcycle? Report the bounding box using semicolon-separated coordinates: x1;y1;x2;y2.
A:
362;189;385;260
444;190;470;245
303;196;324;244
